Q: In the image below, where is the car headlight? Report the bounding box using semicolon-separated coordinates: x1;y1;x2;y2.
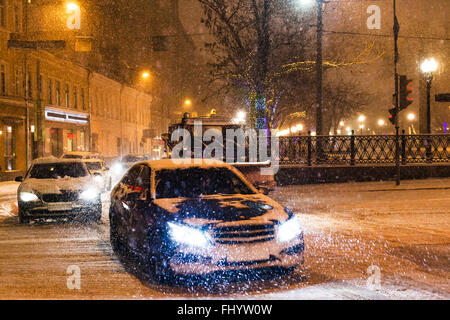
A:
111;163;123;176
94;175;104;184
277;216;303;243
19;192;39;202
79;188;100;201
167;222;213;249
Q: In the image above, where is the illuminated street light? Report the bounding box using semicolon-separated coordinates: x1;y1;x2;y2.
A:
66;2;79;11
358;115;366;135
378;119;385;126
184;99;192;106
407;113;415;121
339;121;345;127
141;71;150;79
232;111;246;124
421;58;438;135
296;124;304;131
420;58;438;74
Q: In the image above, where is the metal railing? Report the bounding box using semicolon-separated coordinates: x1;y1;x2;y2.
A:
278;133;450;166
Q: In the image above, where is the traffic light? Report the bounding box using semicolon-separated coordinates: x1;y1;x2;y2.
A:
399;75;413;110
388;107;398;125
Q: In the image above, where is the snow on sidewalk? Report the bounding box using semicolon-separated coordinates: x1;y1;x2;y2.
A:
0;181;20;197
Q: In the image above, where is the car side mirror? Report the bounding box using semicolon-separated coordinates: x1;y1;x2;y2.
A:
15;176;23;182
93;172;102;177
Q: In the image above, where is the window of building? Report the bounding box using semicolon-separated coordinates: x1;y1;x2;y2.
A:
56;81;61;105
152;36;169;52
0;0;5;28
48;78;53;104
15;69;20;96
73;86;78;109
1;65;6;95
27;72;32;98
65;84;69;107
81;88;86;110
14;6;20;33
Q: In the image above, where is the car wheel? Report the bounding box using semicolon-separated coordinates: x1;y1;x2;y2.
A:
144;233;175;284
148;255;174;284
109;209;121;251
18;209;30;224
90;207;102;223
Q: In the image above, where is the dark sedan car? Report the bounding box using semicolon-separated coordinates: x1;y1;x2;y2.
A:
109;159;304;282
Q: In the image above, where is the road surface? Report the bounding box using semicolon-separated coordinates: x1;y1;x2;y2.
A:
0;178;449;299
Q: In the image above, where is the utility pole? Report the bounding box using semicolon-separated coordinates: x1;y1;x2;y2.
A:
24;0;30;168
316;0;323;136
393;0;401;186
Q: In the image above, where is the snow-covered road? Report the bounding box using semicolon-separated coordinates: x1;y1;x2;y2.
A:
0;179;448;299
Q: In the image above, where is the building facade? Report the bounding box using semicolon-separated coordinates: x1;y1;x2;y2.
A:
0;1;167;179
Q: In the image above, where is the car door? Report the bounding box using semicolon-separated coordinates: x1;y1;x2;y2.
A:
129;165;152;252
112;165;143;241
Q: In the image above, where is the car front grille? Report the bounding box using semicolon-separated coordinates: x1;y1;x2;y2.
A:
42;191;79;203
211;223;275;244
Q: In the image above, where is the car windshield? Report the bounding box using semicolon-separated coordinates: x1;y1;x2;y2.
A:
85;162;102;171
155;167;254;199
27;163;89;179
123;156;144;163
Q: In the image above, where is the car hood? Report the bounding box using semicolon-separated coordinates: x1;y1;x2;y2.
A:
153;194;291;227
19;176;95;194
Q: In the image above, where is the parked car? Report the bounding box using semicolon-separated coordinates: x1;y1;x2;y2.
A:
16;158;103;223
109;159;304;282
83;158;112;191
61;151;104;160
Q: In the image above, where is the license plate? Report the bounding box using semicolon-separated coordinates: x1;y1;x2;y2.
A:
48;203;72;211
226;246;270;262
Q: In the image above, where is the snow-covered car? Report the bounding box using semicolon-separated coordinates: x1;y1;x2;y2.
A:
61;151;104;160
83;159;112;191
109;154;148;186
109;159;304;282
15;158;103;224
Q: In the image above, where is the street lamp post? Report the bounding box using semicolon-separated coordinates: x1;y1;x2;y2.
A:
420;58;438;162
420;58;438;134
358;115;366;135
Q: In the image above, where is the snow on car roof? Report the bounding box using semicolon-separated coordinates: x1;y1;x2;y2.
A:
31;157;88;165
63;151;100;156
137;159;232;171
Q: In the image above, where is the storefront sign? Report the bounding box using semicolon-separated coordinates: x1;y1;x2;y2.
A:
45;109;89;124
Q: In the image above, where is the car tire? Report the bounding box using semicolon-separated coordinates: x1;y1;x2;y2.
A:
18;208;30;224
90;206;102;223
148;255;174;284
109;209;120;252
144;233;175;284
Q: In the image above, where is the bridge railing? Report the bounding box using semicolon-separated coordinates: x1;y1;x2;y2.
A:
278;133;450;166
